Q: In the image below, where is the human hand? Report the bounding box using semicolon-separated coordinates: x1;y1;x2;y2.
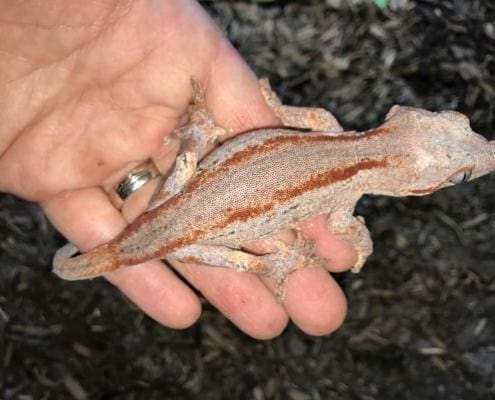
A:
0;0;357;338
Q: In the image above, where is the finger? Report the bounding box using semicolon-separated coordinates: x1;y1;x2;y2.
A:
206;40;280;134
247;234;348;335
245;213;358;274
171;261;289;339
105;260;201;329
300;214;358;272
282;267;347;335
42;188;201;329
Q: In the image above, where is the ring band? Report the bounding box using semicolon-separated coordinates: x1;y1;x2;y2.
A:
116;170;153;200
108;161;161;209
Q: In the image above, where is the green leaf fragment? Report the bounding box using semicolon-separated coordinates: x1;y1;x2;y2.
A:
373;0;389;8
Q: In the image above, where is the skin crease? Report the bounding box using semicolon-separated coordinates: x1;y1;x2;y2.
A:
0;0;357;338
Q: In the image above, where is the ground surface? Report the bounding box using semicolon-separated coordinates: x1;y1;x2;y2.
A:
1;1;495;399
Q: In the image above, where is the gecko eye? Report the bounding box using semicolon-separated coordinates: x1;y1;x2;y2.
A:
449;169;472;185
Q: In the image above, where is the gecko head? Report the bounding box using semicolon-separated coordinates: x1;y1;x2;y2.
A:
383;106;495;196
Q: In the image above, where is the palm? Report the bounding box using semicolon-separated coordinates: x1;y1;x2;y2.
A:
0;0;225;200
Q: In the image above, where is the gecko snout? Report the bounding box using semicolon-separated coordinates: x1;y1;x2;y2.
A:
486;140;495;160
473;140;495;178
490;140;495;165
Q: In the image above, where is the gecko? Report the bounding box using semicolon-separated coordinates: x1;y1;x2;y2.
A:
53;79;495;295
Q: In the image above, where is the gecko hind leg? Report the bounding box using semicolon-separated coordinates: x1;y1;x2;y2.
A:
170;240;321;301
148;78;227;210
259;78;343;132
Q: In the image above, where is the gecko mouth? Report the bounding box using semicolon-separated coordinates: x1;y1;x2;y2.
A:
409;183;443;196
408;166;474;196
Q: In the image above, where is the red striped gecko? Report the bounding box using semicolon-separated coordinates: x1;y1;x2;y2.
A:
53;79;495;293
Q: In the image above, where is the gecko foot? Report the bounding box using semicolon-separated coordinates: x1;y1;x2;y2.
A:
258;239;324;302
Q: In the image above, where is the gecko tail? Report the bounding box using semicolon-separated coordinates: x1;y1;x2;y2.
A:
53;242;120;280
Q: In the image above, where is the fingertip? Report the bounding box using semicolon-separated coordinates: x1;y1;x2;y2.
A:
324;249;358;273
284;267;347;336
301;215;358;272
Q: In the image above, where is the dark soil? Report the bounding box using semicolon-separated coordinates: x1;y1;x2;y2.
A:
1;1;495;399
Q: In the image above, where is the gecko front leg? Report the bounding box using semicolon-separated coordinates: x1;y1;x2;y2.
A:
148;78;226;210
327;208;373;273
259;79;343;132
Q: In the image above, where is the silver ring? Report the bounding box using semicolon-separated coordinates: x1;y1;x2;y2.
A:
116;170;153;200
